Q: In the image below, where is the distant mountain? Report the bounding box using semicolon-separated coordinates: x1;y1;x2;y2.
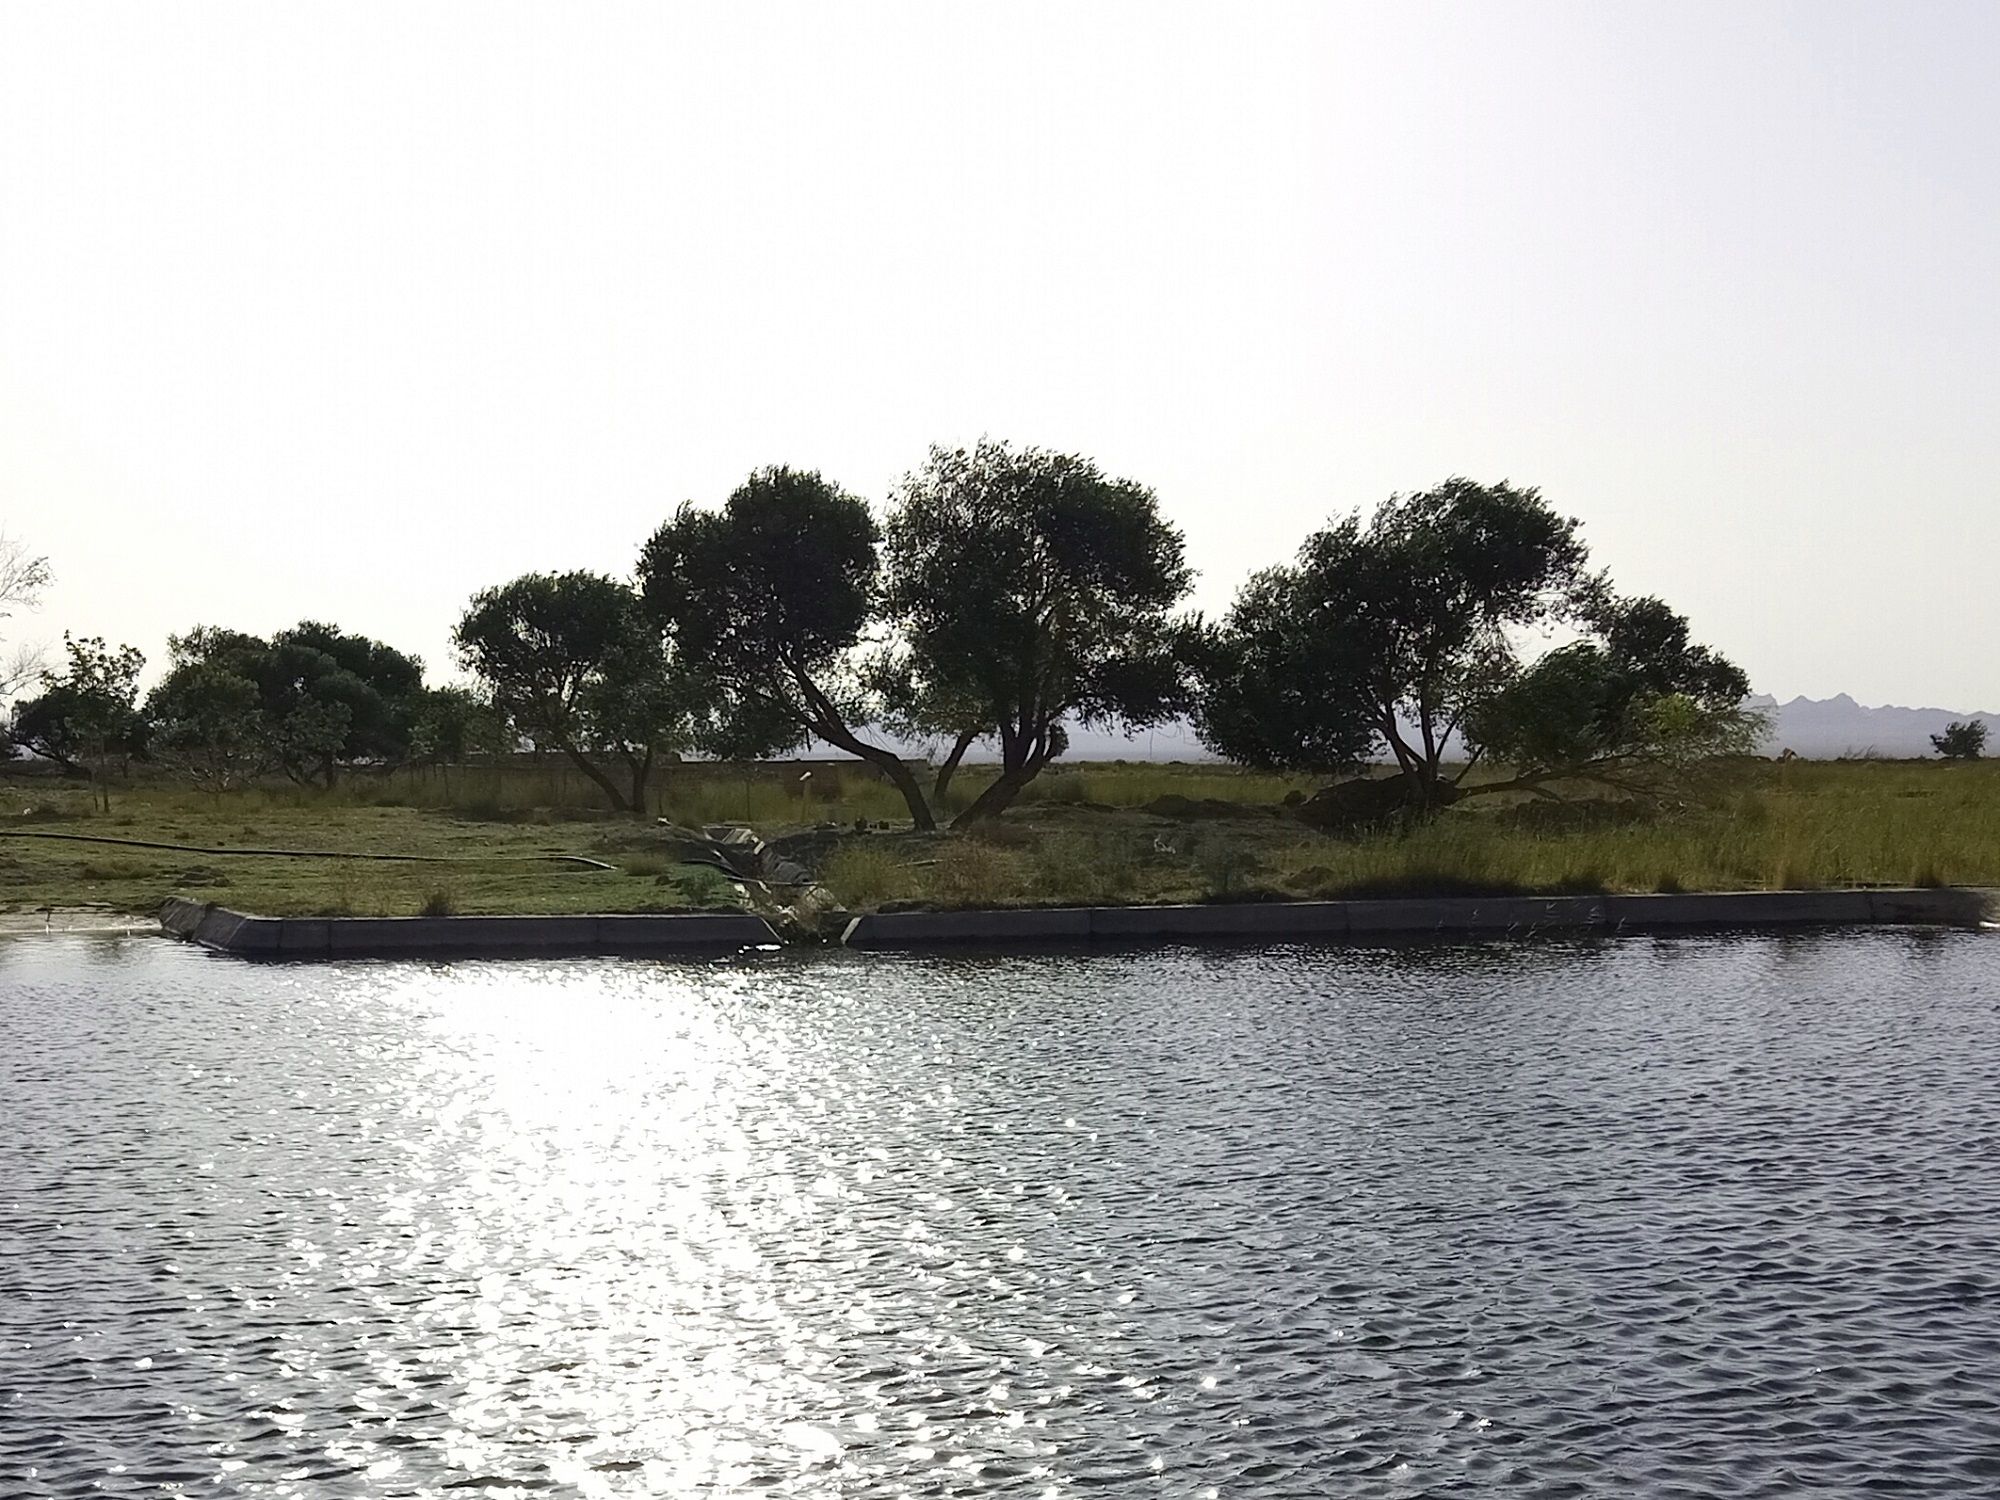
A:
787;695;1994;766
1746;694;1995;760
1061;697;2000;762
1036;696;2000;763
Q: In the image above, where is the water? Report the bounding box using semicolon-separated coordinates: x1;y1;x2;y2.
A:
4;931;1999;1497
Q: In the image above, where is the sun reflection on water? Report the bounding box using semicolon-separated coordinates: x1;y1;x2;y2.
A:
353;962;863;1494
11;933;1999;1496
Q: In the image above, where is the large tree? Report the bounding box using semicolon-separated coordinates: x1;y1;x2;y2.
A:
9;634;146;806
1195;477;1595;808
454;570;692;814
884;440;1194;824
144;624;425;788
639;466;942;828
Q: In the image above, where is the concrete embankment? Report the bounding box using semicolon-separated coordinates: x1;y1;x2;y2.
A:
841;887;1991;949
158;888;1989;959
159;898;781;958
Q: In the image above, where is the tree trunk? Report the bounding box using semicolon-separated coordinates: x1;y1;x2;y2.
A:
557;741;632;813
808;717;936;830
933;726;979;802
877;754;937;831
778;661;937;830
951;727;1054;827
952;766;1032;826
627;746;655;818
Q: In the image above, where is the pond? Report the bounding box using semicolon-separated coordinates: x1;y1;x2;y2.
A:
4;931;1999;1497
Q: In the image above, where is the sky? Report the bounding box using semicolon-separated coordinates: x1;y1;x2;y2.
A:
1;2;1995;709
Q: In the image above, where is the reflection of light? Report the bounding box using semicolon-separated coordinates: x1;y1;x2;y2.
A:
344;961;854;1493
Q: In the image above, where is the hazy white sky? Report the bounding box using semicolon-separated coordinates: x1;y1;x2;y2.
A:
2;2;1995;707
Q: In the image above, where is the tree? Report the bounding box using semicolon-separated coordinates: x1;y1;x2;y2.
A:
1187;565;1379;779
145;655;268;791
0;530;53;702
408;686;511;798
639;466;942;828
455;571;693;814
410;685;509;762
883;440;1194;824
275;621;425;765
1463;595;1760;800
9;634;146;806
144;624;423;788
1932;720;1988;760
1195;477;1595;809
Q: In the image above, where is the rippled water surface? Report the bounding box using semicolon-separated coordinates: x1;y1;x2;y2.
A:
5;931;2000;1497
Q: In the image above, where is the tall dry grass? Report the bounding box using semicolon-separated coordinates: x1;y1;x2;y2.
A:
17;756;2000;912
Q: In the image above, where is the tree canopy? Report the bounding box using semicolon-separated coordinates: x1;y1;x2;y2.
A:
1196;478;1749;809
141;623;425;788
277;621;425;764
884;440;1194;823
145;647;268;791
408;685;510;767
639;466;942;827
1464;595;1759;795
455;570;692;813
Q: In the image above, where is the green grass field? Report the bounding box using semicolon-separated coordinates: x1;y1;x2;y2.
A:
1;756;1993;918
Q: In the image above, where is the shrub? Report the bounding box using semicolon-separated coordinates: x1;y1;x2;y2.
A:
820;841;909;909
418;886;460;917
1931;720;1988;760
927;839;1014;907
1191;834;1262;899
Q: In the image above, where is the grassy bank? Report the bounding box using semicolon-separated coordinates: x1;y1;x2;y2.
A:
0;790;739;918
1;757;1993;919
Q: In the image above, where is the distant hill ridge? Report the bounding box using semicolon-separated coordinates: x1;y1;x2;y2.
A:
794;695;1998;765
1026;695;2000;763
1743;694;1997;760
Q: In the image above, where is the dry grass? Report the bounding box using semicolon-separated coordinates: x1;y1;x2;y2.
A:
6;756;1997;917
803;758;2000;910
0;789;740;917
818;841;915;909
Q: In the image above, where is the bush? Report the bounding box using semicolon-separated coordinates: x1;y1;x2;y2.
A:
418;886;460;917
1191;834;1263;899
820;841;910;909
1028;835;1114;902
1931;720;1988;760
928;840;1014;907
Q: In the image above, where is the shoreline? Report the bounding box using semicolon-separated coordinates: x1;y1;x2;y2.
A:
148;887;1993;960
0;907;158;936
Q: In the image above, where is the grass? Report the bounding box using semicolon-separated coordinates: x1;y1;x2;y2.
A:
798;757;2000;911
818;841;913;909
3;755;1996;918
0;786;742;917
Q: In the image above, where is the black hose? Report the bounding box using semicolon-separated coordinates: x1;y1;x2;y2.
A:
0;829;614;871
